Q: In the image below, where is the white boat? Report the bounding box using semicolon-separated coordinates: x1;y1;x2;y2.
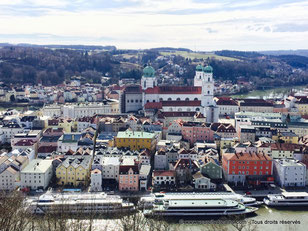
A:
139;192;261;209
264;192;308;207
27;192;135;215
144;198;258;217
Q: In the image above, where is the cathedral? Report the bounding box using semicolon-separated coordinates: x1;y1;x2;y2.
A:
141;64;218;123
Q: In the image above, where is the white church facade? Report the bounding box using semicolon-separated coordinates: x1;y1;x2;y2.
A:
141;64;218;123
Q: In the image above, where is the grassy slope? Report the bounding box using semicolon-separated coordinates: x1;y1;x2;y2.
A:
160;51;240;61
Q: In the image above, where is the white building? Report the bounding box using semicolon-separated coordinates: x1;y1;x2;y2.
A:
0;167;18;191
0;122;24;143
214;97;239;117
101;157;120;181
273;159;306;187
90;169;102;192
139;165;151;191
142;65;218;123
193;172;217;190
20;159;53;190
9;148;35;161
42;100;119;118
154;150;168;170
152;170;176;186
57;133;82;152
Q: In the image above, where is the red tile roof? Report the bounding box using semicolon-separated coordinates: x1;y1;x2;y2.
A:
153;170;175;177
216;97;238;106
14;139;35;146
144;102;162;109
174;158;199;169
119;165;139;174
38;146;57;153
224;152;271;161
157;111;197;118
162;100;201;107
145;86;202;94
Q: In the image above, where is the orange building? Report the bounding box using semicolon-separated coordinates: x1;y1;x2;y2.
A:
222;152;273;186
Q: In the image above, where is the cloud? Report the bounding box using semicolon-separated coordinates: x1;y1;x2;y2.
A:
0;0;308;50
273;23;308;32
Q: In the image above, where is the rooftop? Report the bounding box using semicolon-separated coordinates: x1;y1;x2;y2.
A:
21;159;52;173
116;130;155;139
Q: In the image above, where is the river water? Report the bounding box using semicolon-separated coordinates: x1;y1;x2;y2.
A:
158;206;308;231
90;205;308;231
231;85;306;99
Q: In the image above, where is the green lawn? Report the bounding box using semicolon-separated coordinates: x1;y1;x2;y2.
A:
160;51;240;61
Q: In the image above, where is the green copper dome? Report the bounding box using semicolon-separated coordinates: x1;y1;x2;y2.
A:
204;65;213;73
143;65;155;77
196;64;203;71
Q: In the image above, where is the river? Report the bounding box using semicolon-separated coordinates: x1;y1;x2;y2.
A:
89;205;308;231
177;206;308;231
231;85;307;99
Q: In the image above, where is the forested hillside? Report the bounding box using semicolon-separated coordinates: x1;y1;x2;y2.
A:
1;45;308;88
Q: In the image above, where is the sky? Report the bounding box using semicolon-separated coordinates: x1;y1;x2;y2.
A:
1;0;308;51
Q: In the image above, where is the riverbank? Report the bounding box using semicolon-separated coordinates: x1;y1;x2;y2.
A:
0;102;43;111
230;85;306;99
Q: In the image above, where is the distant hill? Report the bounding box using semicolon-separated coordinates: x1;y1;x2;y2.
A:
276;55;308;68
0;43;116;51
261;49;308;57
149;47;192;52
214;50;262;59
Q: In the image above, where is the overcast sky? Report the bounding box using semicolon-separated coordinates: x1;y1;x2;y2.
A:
1;0;308;51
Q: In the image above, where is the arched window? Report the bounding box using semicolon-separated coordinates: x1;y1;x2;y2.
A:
153;100;156;102
208;77;210;82
208;91;210;94
146;100;149;103
176;98;181;101
170;108;173;111
185;98;189;101
159;98;163;101
194;98;198;101
196;108;200;111
178;108;182;112
144;81;146;88
168;98;172;101
187;108;191;112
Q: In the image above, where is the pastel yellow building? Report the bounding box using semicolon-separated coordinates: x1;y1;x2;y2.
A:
273;131;299;144
115;130;156;151
296;98;308;115
216;137;238;153
56;157;92;187
59;119;75;133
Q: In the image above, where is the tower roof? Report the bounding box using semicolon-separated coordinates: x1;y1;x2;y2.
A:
143;65;155;77
196;64;203;71
204;65;213;73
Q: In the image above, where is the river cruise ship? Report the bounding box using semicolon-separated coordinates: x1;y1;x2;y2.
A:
27;193;135;215
139;192;261;209
264;192;308;207
143;198;258;217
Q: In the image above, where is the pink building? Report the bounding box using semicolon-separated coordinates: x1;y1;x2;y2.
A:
181;121;214;144
119;165;139;191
